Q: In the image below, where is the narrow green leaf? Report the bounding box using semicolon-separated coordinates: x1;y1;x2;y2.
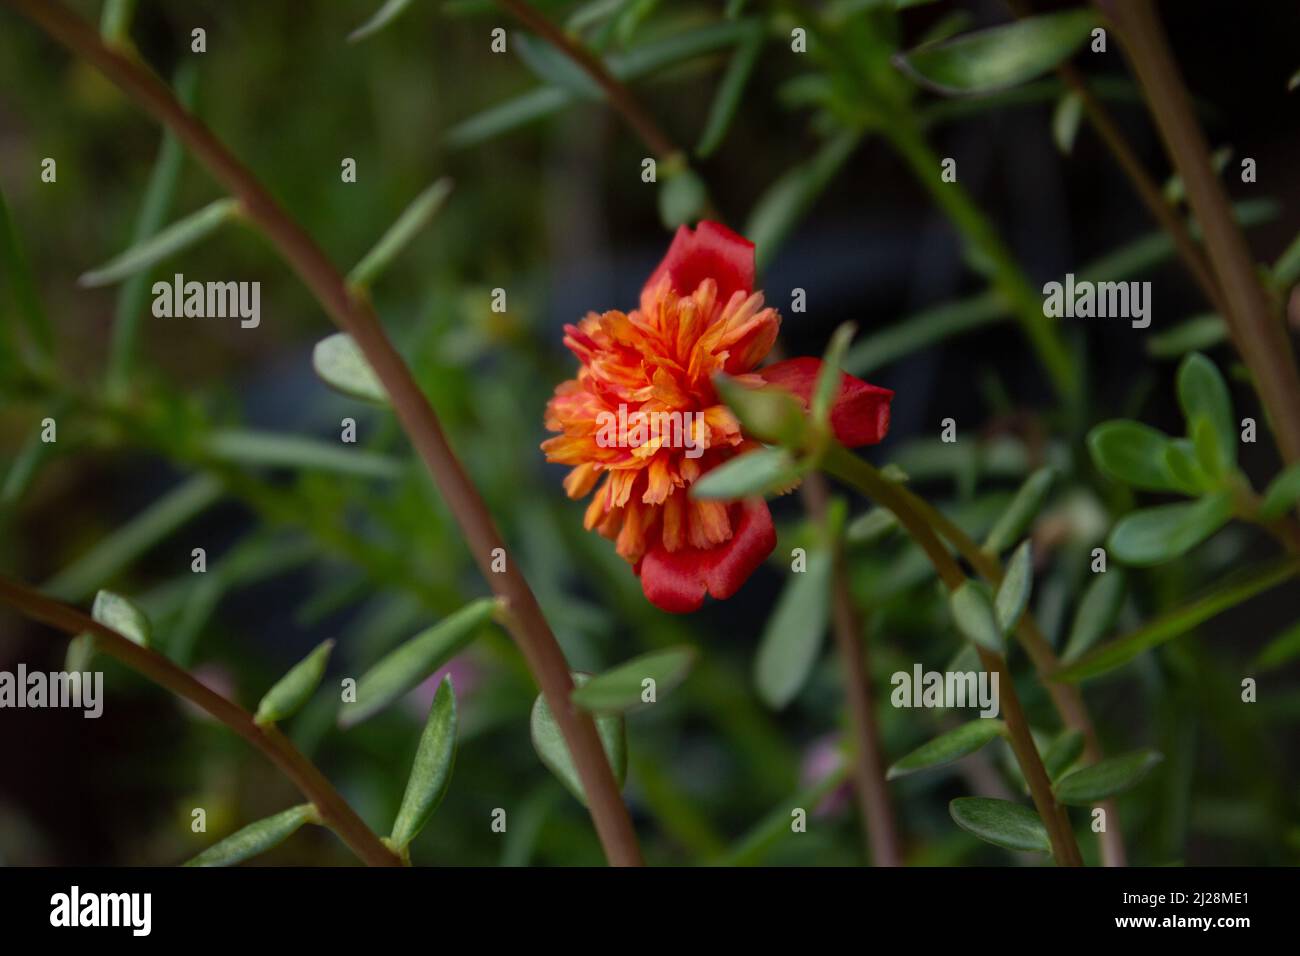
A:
811;322;857;431
1273;226;1300;289
0;186;53;360
570;646;698;713
746;129;861;273
657;167;709;230
348;178;453;290
530;674;627;806
1052;89;1083;154
66;633;96;672
255;639;334;726
312;332;389;404
91;590;151;647
982;466;1054;554
390;677;458;850
754;550;832;709
995;540;1032;634
1146;313;1228;360
78;198;240;287
100;0;137;47
349;0;417;42
1055;749;1163;805
887;720;1004;779
107;64;196;397
1087;420;1180;492
341;599;497;728
185;804;318;866
845;506;898;545
1061;569;1126;661
1176;352;1236;473
714;374;807;447
1163;438;1209;494
45;475;224;602
695;19;764;157
445;86;570;148
1260;462;1300;520
514;33;603;100
1042;730;1085;781
1056;558;1300;682
948;797;1050;853
690;447;800;500
895;10;1098;96
1255;618;1300;670
204;429;402;479
2;428;54;505
1107;492;1234;566
949;579;1003;653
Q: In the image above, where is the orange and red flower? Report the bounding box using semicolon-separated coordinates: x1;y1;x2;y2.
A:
542;221;893;613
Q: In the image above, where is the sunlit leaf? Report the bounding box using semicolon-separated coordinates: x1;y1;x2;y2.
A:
91;590;151;647
312;332;389;404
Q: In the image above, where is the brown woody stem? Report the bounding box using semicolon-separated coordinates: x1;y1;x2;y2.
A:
2;0;643;867
0;575;402;867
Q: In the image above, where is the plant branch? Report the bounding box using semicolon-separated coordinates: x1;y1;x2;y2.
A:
3;0;643;867
493;0;678;159
0;574;401;866
801;473;904;866
1095;0;1300;465
822;447;1084;866
898;487;1127;865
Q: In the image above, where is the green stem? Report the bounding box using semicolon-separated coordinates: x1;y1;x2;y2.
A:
0;575;401;866
882;119;1078;404
822;446;1084;866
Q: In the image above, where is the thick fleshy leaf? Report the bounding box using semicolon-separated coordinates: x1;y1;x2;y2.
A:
340;599;497;727
78;198;240;287
1061;569;1126;661
995;540;1032;634
644;220;754;303
690;448;802;500
983;467;1054;554
389;677;458;850
312;332;389;404
1260;462;1300;520
1052;89;1083;154
530;674;626;806
639;498;776;613
753;548;832;709
570;646;698;714
1088;421;1181;492
255;639;334;727
1107;492;1234;566
185;804;318;867
1056;558;1299;682
887;720;1004;779
949;797;1050;853
1177;352;1236;474
845;507;898;546
950;580;1003;653
657;167;709;229
91;590;151;647
757;357;893;448
895;10;1098;96
1054;749;1163;805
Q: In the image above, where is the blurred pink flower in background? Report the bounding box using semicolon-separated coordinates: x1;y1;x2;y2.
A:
800;734;852;818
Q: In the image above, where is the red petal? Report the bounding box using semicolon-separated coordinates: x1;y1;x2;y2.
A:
644;221;755;303
757;357;894;448
639;499;776;613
